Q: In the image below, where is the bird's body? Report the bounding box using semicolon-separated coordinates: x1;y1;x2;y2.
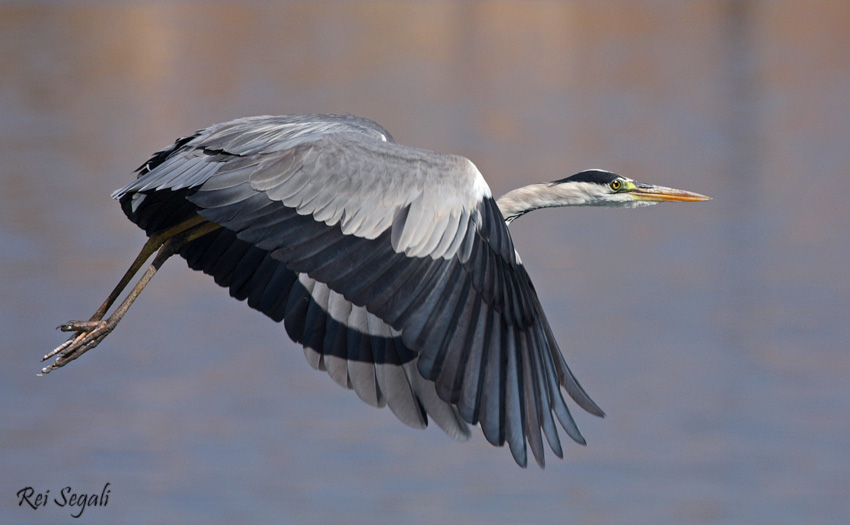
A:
42;114;708;467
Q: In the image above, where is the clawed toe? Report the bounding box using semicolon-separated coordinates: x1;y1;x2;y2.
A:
58;320;105;333
40;320;112;375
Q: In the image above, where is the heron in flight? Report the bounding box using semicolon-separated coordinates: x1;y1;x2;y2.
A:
41;114;709;467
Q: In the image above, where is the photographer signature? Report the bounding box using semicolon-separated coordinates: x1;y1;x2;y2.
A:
16;483;111;518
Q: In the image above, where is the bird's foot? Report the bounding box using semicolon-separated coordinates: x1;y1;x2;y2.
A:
39;319;114;375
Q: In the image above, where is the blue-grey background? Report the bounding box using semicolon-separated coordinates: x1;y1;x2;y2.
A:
2;2;848;523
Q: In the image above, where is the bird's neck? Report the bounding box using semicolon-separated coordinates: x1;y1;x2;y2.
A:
497;183;595;223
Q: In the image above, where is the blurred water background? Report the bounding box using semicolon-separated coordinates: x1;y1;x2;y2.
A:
2;2;849;523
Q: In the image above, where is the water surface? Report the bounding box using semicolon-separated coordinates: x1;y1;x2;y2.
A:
2;2;849;523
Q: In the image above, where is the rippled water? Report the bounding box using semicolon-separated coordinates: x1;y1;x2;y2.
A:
2;2;849;523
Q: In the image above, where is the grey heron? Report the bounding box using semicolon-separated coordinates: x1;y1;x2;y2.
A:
41;114;709;467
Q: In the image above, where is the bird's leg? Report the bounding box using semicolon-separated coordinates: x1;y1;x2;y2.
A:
40;218;220;375
41;216;207;365
87;214;208;323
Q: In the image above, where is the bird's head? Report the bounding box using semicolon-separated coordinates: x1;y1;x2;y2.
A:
549;169;711;208
497;169;710;223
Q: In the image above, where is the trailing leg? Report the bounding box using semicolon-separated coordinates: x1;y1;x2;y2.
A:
40;218;220;375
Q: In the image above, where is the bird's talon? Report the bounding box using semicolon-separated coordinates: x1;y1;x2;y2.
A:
59;320;104;333
42;320;112;374
42;338;74;361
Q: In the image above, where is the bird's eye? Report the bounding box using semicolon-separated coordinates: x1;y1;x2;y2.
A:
610;180;622;191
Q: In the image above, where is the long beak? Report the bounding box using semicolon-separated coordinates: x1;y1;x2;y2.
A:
629;183;711;202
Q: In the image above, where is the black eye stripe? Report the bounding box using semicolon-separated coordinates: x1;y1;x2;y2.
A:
552;169;620;185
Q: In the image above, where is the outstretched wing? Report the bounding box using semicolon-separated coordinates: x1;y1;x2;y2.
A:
115;114;603;467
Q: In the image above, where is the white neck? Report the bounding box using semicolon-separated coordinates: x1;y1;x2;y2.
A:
496;182;595;223
496;181;652;223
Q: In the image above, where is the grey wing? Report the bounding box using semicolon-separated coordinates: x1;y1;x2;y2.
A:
115;114;603;467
